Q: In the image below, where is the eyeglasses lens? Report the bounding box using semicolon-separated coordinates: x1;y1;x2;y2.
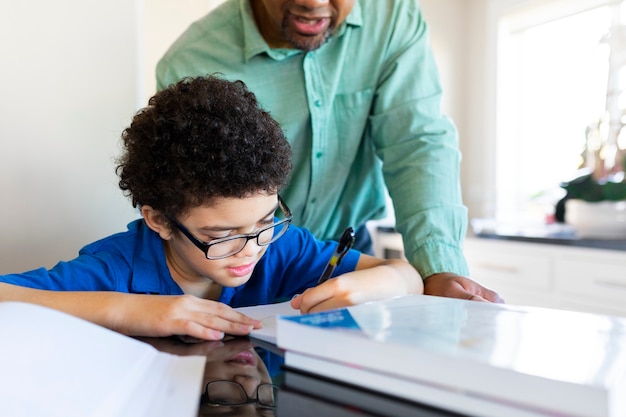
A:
205;221;289;259
257;384;278;407
206;381;247;405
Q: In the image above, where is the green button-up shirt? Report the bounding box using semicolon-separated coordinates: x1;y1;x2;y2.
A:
156;0;469;277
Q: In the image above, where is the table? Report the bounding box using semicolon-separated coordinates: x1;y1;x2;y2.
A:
140;336;463;417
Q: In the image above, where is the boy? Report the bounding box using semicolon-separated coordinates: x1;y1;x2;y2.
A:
0;75;423;341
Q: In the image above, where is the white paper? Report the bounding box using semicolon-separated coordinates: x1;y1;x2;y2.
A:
0;302;205;417
236;301;299;344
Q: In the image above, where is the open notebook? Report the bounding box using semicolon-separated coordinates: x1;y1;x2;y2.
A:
0;302;205;417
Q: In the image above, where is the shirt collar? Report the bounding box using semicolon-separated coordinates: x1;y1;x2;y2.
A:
240;0;269;61
240;0;363;62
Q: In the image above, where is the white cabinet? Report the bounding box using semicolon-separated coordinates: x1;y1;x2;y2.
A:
554;250;626;316
464;237;626;317
463;239;557;308
371;228;626;317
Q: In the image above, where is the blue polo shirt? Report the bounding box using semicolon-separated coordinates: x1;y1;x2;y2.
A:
0;219;360;308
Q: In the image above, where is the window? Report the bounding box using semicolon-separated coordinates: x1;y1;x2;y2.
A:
495;0;624;223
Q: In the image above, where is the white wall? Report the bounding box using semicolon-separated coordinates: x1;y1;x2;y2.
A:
0;1;141;272
141;0;222;103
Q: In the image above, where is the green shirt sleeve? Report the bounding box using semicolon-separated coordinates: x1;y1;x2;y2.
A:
367;4;469;277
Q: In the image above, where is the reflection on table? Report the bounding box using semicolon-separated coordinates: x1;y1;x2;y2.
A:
139;335;462;417
139;336;279;417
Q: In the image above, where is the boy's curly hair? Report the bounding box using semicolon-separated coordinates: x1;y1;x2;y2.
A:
116;75;292;220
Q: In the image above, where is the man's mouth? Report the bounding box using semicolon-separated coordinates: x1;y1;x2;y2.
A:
289;14;330;36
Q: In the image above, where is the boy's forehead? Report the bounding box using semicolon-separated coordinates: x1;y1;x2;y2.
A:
185;194;279;226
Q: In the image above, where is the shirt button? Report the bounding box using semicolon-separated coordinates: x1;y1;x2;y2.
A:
311;198;317;204
314;100;322;107
316;152;323;158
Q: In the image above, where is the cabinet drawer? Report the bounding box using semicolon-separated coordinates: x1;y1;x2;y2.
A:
559;299;626;318
555;255;626;305
464;241;552;291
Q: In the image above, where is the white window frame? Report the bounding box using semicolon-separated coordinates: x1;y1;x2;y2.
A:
487;0;623;224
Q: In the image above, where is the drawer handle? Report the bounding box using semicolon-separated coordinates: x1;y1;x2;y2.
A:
475;263;519;274
594;279;626;289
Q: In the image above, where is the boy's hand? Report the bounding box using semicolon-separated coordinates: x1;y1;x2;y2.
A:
291;261;417;314
0;283;261;341
111;294;262;341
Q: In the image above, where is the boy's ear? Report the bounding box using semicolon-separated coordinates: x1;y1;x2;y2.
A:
142;206;174;240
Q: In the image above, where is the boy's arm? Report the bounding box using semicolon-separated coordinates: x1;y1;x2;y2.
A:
291;255;423;314
0;283;259;340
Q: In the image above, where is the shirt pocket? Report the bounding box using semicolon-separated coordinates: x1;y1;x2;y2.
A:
332;89;374;166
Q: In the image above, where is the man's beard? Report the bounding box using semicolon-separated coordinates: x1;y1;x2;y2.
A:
281;17;334;52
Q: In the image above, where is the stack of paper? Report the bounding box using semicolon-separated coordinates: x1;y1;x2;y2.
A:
276;295;626;417
0;302;206;417
235;300;297;345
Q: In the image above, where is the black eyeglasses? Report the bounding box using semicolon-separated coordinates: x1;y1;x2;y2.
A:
170;196;292;260
201;380;278;409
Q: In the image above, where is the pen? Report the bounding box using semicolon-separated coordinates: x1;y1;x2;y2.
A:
317;227;356;284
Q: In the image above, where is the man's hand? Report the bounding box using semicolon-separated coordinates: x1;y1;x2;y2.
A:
423;273;504;303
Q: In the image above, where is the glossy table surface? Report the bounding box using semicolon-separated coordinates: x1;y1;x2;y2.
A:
140;336;461;417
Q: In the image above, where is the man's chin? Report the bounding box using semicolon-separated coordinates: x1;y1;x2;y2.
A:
284;28;332;52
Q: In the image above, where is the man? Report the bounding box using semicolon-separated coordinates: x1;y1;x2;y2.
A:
157;0;503;303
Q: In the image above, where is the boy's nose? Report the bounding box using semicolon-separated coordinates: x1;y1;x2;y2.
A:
236;237;262;258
